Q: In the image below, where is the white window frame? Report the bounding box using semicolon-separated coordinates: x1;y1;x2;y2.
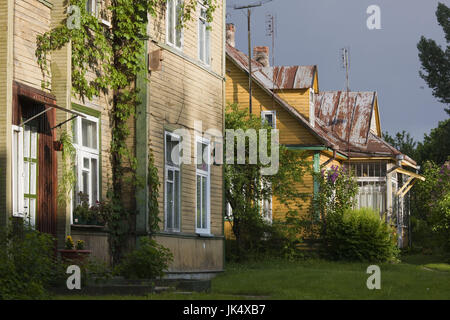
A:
195;136;211;234
86;0;98;16
261;196;273;223
198;2;211;65
12;125;25;218
261;110;276;129
73;113;101;223
164;131;181;232
166;0;184;50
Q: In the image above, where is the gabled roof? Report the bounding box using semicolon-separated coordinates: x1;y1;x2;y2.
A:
262;66;317;90
314;91;417;166
226;44;418;167
226;44;337;149
314;91;376;148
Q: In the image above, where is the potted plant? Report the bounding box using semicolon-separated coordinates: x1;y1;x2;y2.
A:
58;235;92;264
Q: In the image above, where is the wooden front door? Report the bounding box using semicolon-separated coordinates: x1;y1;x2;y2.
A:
13;82;57;236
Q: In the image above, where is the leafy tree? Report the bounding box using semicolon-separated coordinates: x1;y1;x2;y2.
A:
417;2;450;115
225;104;309;259
415;119;450;165
382;130;417;160
411;161;450;252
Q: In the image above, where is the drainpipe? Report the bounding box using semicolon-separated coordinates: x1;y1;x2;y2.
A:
135;36;150;248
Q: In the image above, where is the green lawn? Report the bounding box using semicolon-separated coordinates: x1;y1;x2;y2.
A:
55;254;450;300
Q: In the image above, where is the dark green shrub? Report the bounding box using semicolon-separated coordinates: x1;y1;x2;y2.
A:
114;237;173;279
0;221;64;299
324;208;399;262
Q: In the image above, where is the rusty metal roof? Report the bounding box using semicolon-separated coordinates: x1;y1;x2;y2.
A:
226;45;418;165
226;44;336;149
315;91;376;147
314;91;417;164
270;65;316;89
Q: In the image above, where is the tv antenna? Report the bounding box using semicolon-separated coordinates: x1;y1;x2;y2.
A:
265;12;276;68
341;47;350;92
234;0;273;114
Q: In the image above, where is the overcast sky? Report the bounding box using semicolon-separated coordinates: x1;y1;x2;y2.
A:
226;0;449;142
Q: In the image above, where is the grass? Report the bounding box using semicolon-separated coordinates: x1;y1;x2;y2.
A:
54;254;450;300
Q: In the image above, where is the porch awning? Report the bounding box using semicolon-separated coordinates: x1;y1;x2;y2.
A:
20;104;86;128
394;167;425;197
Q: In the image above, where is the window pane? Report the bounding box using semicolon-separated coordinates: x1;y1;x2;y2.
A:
175;0;182;47
166;181;173;229
199;21;205;62
197;141;208;171
174;170;180;229
167;0;174;44
166;134;180;166
73;120;78;145
197;175;201;229
82;171;89;200
82;119;97;149
83;157;90;169
91;158;98;203
24;127;30;158
202;176;207;229
29;198;36;227
30;127;37;159
29;162;36;195
205;27;210;64
24;162;29;194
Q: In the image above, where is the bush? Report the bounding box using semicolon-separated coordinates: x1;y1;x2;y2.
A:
114;237;173;279
0;220;64;299
324;208;399;262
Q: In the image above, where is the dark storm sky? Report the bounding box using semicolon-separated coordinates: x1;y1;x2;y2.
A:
225;0;449;142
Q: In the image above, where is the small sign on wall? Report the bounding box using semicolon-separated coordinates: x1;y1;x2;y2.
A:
149;49;163;72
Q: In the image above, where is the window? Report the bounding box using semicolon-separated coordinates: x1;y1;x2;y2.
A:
165;131;181;231
73;114;100;219
346;162;387;216
166;0;183;50
198;3;210;65
86;0;97;16
23;125;38;227
196;137;210;234
261;111;276;129
12;125;25;219
261;196;272;223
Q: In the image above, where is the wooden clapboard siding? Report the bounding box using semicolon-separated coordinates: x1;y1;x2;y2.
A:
272;152;315;222
148;1;224;77
13;0;51;90
0;0;13;226
275;89;311;121
225;61;320;145
147;1;225;272
320;153;342;169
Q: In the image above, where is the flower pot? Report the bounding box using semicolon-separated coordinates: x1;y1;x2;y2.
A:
58;249;92;264
53;140;63;151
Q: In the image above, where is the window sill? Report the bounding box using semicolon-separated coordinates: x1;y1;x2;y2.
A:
71;224;106;230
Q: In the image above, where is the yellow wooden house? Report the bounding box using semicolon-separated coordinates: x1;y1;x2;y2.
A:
0;0;226;276
224;24;424;247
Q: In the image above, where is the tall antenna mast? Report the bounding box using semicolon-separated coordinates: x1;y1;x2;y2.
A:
234;0;273;115
341;47;350;92
266;12;276;107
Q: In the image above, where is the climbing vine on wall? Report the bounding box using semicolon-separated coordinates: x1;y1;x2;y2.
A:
35;0;217;260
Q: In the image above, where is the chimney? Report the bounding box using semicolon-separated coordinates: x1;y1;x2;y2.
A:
226;23;235;47
253;46;270;67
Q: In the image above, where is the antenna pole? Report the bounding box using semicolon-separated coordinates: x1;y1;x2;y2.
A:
248;8;253;114
235;1;271;115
